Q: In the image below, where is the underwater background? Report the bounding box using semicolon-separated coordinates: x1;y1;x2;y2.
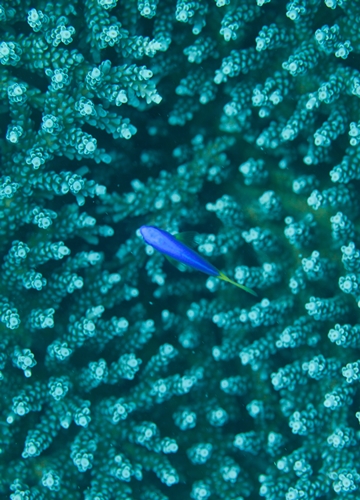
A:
1;0;360;498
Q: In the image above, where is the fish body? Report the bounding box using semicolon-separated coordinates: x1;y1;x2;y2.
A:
140;225;257;296
140;225;219;275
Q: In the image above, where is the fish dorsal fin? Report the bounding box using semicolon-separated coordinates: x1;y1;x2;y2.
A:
164;254;188;272
174;231;200;249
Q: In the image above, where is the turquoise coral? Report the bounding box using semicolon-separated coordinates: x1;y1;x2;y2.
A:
1;0;360;499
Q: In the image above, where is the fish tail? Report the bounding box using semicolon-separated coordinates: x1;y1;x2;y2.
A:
218;272;258;297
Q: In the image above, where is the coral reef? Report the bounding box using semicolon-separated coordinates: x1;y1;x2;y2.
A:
0;0;360;498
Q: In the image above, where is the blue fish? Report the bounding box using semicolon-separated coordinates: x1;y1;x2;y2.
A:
140;225;257;296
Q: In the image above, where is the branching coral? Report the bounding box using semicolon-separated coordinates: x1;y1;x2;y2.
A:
0;0;360;499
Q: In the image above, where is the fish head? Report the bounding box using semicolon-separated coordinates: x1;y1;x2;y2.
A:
140;225;162;246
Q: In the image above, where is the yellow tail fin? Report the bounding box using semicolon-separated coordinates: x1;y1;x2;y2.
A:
218;272;258;297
